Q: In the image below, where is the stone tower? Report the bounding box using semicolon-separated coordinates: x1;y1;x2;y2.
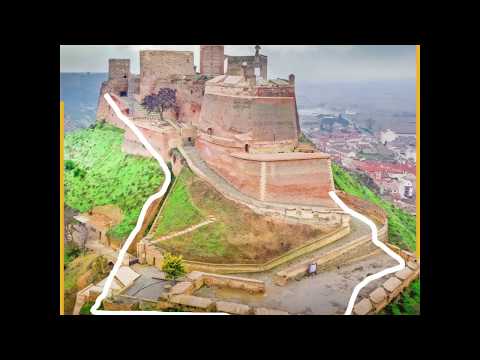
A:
200;45;225;76
108;59;130;80
108;59;130;96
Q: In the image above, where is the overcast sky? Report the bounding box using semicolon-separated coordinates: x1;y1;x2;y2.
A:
60;45;416;82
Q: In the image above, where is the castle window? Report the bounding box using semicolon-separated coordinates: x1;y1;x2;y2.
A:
207;128;213;136
120;91;127;97
245;144;249;153
123;75;127;78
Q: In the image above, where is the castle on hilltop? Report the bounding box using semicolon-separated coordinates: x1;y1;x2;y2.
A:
97;45;349;230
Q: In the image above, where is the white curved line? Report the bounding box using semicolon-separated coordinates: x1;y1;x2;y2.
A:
88;94;403;315
90;94;171;314
91;94;226;315
328;191;405;315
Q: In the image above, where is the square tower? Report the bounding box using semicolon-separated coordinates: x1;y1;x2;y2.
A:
200;45;225;76
108;59;130;80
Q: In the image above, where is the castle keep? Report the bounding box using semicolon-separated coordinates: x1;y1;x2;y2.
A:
97;45;346;227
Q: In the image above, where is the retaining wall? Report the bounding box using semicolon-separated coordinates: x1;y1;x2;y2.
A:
274;192;389;286
137;224;351;274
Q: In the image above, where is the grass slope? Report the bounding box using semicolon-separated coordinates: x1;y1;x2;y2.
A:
155;167;323;263
64;123;164;242
332;162;416;251
155;169;204;237
64;252;98;314
331;161;419;315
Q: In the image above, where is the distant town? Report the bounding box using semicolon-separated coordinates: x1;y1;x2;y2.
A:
300;109;416;214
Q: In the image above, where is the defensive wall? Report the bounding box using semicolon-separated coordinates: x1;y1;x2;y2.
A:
197;92;299;143
274;191;389;285
137;224;351;274
139;50;195;99
196;135;335;205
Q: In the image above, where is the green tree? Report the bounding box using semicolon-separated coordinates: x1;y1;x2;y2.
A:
162;252;186;281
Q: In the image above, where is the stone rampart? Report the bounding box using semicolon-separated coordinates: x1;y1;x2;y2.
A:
198;92;298;142
139;50;195;98
195;136;336;207
273;191;389;286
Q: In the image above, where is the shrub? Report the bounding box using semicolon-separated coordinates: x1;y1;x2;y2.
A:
65;160;76;171
64;242;81;264
90;256;110;282
161;252;186;280
79;301;94;315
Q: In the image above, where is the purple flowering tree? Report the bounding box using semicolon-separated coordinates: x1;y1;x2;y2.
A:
142;88;177;121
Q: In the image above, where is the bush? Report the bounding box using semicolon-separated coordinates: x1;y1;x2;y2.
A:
161;252;186;280
64;242;81;264
79;301;94;315
90;256;110;282
65;160;76;171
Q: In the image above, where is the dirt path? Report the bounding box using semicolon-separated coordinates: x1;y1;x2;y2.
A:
151;217;216;243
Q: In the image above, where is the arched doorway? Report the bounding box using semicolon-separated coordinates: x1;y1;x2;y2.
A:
207;128;213;136
245;144;249;153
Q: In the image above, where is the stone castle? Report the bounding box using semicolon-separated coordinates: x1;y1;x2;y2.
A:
96;45;350;232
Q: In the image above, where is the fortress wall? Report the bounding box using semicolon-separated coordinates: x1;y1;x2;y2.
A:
196;136;336;206
139;50;195;99
256;86;295;97
198;93;298;142
123;125;180;161
128;75;140;97
200;45;224;76
97;93;130;129
138;77;205;125
97;81;129;121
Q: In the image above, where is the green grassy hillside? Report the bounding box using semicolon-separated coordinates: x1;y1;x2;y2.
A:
331;161;419;315
332;162;416;252
64;123;164;243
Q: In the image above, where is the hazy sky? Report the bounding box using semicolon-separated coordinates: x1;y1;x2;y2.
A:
60;45;416;82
